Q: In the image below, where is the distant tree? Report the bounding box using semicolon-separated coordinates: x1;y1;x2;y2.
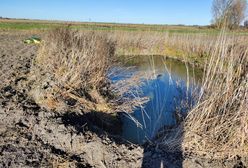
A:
212;0;247;29
244;20;248;27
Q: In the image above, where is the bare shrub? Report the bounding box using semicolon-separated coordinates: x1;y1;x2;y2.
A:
212;0;247;29
244;20;248;27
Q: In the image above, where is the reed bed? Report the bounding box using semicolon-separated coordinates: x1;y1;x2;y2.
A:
182;31;248;159
109;31;248;67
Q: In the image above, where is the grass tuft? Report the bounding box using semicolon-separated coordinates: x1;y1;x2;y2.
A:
29;28;116;112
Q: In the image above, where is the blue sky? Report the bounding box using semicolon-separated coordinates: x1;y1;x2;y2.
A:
0;0;213;25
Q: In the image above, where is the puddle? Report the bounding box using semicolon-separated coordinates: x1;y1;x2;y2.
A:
112;55;202;144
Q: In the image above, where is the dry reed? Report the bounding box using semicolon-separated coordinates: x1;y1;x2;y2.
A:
109;31;248;67
183;31;248;159
29;28;116;112
146;30;248;159
29;28;148;114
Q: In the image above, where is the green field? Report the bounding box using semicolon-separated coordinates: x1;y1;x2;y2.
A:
0;18;222;34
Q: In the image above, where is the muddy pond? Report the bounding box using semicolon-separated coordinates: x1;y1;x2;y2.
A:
111;55;202;144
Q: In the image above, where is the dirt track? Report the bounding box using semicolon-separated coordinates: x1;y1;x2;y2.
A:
0;31;246;168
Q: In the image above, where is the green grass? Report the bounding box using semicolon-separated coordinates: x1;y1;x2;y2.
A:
0;19;221;34
0;22;59;30
2;19;248;35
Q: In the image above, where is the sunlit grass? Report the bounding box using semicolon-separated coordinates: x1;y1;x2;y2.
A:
0;19;226;34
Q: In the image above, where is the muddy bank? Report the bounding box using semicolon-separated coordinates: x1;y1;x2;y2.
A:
0;31;247;168
0;90;143;167
0;32;144;167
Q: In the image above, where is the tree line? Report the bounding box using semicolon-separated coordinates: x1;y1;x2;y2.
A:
212;0;247;29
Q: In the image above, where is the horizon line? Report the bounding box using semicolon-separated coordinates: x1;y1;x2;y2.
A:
0;16;210;27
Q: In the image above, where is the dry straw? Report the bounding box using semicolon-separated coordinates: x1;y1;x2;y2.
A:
183;30;248;159
29;28;147;113
150;30;248;159
29;28;116;111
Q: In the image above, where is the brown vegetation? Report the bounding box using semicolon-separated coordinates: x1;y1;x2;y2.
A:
110;31;248;67
28;28;148;114
183;32;248;159
143;30;248;160
29;28;116;112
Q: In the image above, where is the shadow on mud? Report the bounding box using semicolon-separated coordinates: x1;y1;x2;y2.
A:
60;110;184;167
59;111;184;167
58;111;132;143
141;125;184;168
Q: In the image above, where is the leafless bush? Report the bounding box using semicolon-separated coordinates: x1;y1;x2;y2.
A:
212;0;247;29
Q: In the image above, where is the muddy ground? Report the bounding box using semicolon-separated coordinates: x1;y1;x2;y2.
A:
0;31;247;168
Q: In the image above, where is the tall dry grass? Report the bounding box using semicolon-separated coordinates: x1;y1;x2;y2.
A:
29;28;148;114
144;31;248;159
29;28;116;111
38;28;115;89
183;31;248;159
109;31;248;67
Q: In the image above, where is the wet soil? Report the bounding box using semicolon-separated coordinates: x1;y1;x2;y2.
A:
0;31;246;168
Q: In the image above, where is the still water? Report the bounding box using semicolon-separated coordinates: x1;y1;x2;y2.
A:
112;55;202;144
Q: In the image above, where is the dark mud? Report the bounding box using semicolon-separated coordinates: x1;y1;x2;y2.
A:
0;31;246;168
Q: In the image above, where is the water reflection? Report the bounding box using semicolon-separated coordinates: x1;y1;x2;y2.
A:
113;55;202;144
